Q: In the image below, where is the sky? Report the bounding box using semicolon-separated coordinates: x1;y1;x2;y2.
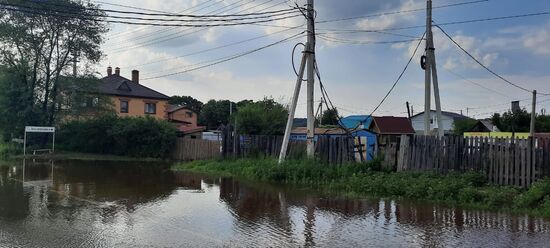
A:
95;0;550;119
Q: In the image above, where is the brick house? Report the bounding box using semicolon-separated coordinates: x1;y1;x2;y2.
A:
98;66;170;119
167;105;206;139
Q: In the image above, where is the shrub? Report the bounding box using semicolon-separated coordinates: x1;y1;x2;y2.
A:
58;115;177;158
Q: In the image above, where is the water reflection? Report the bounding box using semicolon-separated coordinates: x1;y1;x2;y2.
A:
0;159;549;247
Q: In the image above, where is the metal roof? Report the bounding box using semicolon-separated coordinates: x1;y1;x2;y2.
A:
370;116;415;135
97;75;170;100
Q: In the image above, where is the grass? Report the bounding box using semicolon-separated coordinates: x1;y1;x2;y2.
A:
173;158;550;218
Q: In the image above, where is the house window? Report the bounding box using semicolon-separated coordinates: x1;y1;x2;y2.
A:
185;111;193;118
120;100;129;113
145;102;156;114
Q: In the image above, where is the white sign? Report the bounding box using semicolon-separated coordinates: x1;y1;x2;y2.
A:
25;126;55;133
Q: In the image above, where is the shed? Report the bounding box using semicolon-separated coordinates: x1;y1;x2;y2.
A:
339;115;377;162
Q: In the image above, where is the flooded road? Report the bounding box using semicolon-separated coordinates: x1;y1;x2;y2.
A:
1;160;549;247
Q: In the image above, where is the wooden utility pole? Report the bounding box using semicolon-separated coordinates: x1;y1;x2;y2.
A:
406;101;412;120
423;0;444;137
305;0;316;158
530;90;537;137
279;0;316;163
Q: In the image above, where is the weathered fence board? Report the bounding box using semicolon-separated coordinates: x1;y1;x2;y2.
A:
172;138;221;161
394;135;550;188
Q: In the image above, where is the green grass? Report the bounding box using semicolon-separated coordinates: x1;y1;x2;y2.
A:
173;158;550;218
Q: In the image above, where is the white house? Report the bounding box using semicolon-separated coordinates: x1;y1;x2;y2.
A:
410;110;472;134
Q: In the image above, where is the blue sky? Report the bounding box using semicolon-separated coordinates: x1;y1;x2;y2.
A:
97;0;550;118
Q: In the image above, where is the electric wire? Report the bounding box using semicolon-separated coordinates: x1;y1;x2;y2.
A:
368;32;426;118
435;24;536;94
315;0;488;24
140;32;305;81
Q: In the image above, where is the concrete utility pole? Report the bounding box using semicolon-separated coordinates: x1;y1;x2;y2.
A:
279;0;316;163
305;0;316;157
530;90;537;138
423;0;444;137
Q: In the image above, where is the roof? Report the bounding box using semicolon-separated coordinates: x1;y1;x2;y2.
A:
411;110;471;120
369;116;415;135
167;104;195;113
178;126;206;134
339;115;372;129
96;75;169;100
291;127;347;135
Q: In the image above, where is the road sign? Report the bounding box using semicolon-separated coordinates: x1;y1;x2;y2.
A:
25;126;55;133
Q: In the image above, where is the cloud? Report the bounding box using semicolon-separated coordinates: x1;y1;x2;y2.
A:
523;29;550;55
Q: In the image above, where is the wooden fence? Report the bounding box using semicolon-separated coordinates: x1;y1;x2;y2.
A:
395;135;550;188
221;131;354;164
172;138;221;161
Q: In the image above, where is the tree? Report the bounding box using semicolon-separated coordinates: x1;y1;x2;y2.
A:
234;98;288;135
452;118;477;135
319;108;340;126
199;100;235;130
491;109;531;132
0;0;108;132
169;95;203;114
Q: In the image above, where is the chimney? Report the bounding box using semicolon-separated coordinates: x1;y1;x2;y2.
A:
132;70;139;84
115;67;120;76
107;66;112;76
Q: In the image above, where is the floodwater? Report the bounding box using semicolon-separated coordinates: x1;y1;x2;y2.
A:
1;160;549;248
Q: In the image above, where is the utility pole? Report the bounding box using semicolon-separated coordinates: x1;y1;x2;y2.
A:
406;101;412;120
423;0;444;137
305;0;316;158
530;90;536;138
279;0;316;163
72;53;78;77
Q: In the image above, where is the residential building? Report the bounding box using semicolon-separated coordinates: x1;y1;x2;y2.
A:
97;66;170;119
339;115;377;161
290;127;347;141
167;105;205;139
410;110;473;135
469;119;500;132
368;116;415;144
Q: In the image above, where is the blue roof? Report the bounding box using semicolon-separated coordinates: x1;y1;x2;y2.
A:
339;115;372;129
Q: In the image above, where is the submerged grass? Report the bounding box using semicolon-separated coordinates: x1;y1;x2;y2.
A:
174;158;550;218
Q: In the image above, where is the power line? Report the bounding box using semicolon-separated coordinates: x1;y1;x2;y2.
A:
94;0;216;15
435;24;534;94
124;25;303;68
19;0;299;18
317;34;423;45
316;0;488;24
316;10;550;33
368;32;426;117
442;67;513;99
0;5;302;28
106;0;292;53
140;32;305;81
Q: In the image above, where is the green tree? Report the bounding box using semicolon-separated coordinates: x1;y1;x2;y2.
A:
452;118;478;135
234;98;288;135
169;95;203;113
0;0;108;131
491;109;531;132
199;100;235;130
319;108;340;126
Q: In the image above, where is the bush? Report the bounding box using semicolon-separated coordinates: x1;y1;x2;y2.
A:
58;115;177;158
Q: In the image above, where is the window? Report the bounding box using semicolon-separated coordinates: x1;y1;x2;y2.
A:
185;111;193;118
120;100;129;113
145;102;156;114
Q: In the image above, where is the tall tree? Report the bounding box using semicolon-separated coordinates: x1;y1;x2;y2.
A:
0;0;108;131
234;98;288;135
199;100;235;130
319;108;340;126
491;109;531;132
168;95;203;114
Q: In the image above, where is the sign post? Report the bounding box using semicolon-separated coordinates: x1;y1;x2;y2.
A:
24;126;56;156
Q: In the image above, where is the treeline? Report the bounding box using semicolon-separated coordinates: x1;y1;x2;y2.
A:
57;115;177;158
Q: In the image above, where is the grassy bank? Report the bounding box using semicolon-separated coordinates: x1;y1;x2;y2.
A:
173;158;550;218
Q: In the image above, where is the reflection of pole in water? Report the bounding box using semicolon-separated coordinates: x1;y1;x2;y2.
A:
303;197;316;247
